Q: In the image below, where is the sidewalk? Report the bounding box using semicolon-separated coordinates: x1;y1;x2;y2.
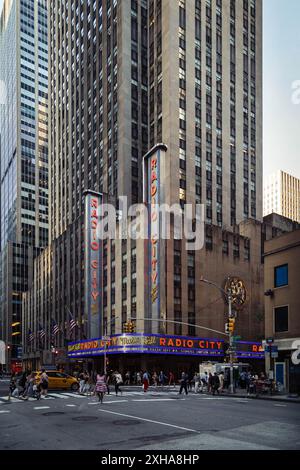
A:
122;384;300;403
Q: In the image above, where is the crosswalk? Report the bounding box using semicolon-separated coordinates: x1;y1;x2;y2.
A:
0;389;181;405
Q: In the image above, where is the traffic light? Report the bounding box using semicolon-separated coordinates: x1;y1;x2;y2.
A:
225;323;230;334
228;318;235;333
123;322;129;333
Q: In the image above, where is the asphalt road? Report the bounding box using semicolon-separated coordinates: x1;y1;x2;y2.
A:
0;387;299;450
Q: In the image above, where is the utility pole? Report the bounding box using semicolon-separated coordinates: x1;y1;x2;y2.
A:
200;277;236;394
103;317;118;375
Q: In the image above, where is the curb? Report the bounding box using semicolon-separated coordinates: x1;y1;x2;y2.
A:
220;393;300;404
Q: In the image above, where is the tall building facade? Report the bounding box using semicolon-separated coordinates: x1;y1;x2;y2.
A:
0;0;48;370
264;170;300;223
23;0;263;370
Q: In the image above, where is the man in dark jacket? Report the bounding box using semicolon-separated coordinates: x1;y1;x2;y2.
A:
212;372;220;395
179;372;189;395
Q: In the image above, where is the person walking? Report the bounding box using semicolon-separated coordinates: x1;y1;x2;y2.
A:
194;373;200;394
114;371;123;396
218;372;224;394
95;373;107;403
152;371;158;388
8;374;19;401
137;371;142;385
212;373;220;396
159;370;167;388
168;371;175;388
179;372;188;395
39;369;49;398
143;370;150;393
18;371;27;396
208;372;213;394
79;370;85;395
125;371;130;385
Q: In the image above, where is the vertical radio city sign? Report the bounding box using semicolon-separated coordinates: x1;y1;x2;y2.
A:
84;191;103;339
143;144;168;334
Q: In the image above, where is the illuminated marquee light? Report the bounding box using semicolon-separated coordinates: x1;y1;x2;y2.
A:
68;334;264;360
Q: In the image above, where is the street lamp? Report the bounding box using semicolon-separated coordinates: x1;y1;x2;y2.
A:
199;277;235;394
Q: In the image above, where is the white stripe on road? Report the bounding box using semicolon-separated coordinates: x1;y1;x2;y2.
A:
0;410;11;413
66;404;77;407
48;393;69;399
98;410;201;434
103;400;128;404
274;404;287;407
61;393;86;399
132;399;175;402
33;406;50;410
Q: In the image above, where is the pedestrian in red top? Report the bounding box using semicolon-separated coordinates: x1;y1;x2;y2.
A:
95;373;107;403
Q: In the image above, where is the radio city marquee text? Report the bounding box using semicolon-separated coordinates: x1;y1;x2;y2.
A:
150;155;159;304
89;197;101;305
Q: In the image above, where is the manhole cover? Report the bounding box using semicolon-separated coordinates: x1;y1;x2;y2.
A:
113;420;141;426
42;412;65;417
72;416;99;422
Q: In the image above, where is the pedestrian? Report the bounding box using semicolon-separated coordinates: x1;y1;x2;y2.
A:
18;371;27;396
137;371;142;385
95;372;107;403
194;373;200;394
200;371;208;393
79;370;85;394
114;371;123;395
143;371;150;393
218;372;224;394
125;371;130;385
39;369;49;398
8;374;19;401
83;371;90;395
168;371;175;388
208;373;213;394
212;373;220;395
159;370;167;387
179;372;188;395
152;371;158;388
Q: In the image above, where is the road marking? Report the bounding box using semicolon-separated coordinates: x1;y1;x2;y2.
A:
103;400;128;404
274;404;287;407
66;404;77;407
61;393;86;399
88;402;99;405
48;393;69;399
0;410;10;414
98;410;201;434
33;406;50;410
132;399;174;402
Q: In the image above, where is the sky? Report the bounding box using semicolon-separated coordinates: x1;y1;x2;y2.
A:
0;0;299;180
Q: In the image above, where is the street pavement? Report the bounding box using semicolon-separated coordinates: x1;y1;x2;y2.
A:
0;385;299;450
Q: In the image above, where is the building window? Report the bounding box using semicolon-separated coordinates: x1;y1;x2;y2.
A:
274;306;288;333
274;264;288;288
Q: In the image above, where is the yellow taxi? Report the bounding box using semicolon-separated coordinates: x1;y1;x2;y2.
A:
34;371;79;391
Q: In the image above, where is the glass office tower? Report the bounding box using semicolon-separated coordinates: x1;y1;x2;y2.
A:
0;0;48;371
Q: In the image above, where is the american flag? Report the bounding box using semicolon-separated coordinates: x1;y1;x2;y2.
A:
27;329;34;344
51;318;60;337
67;308;77;331
38;324;46;341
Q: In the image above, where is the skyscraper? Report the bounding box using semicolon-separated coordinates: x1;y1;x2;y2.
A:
23;0;263;369
0;0;48;370
264;170;300;223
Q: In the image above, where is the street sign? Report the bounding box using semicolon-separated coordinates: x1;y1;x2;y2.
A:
266;337;274;344
271;352;279;358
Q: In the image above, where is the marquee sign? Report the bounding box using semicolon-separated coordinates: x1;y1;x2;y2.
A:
68;333;264;360
143;144;168;334
84;191;103;339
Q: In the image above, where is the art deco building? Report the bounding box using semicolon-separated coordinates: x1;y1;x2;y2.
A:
23;0;263;369
0;0;48;371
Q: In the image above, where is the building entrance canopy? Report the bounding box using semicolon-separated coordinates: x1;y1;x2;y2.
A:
68;333;264;360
